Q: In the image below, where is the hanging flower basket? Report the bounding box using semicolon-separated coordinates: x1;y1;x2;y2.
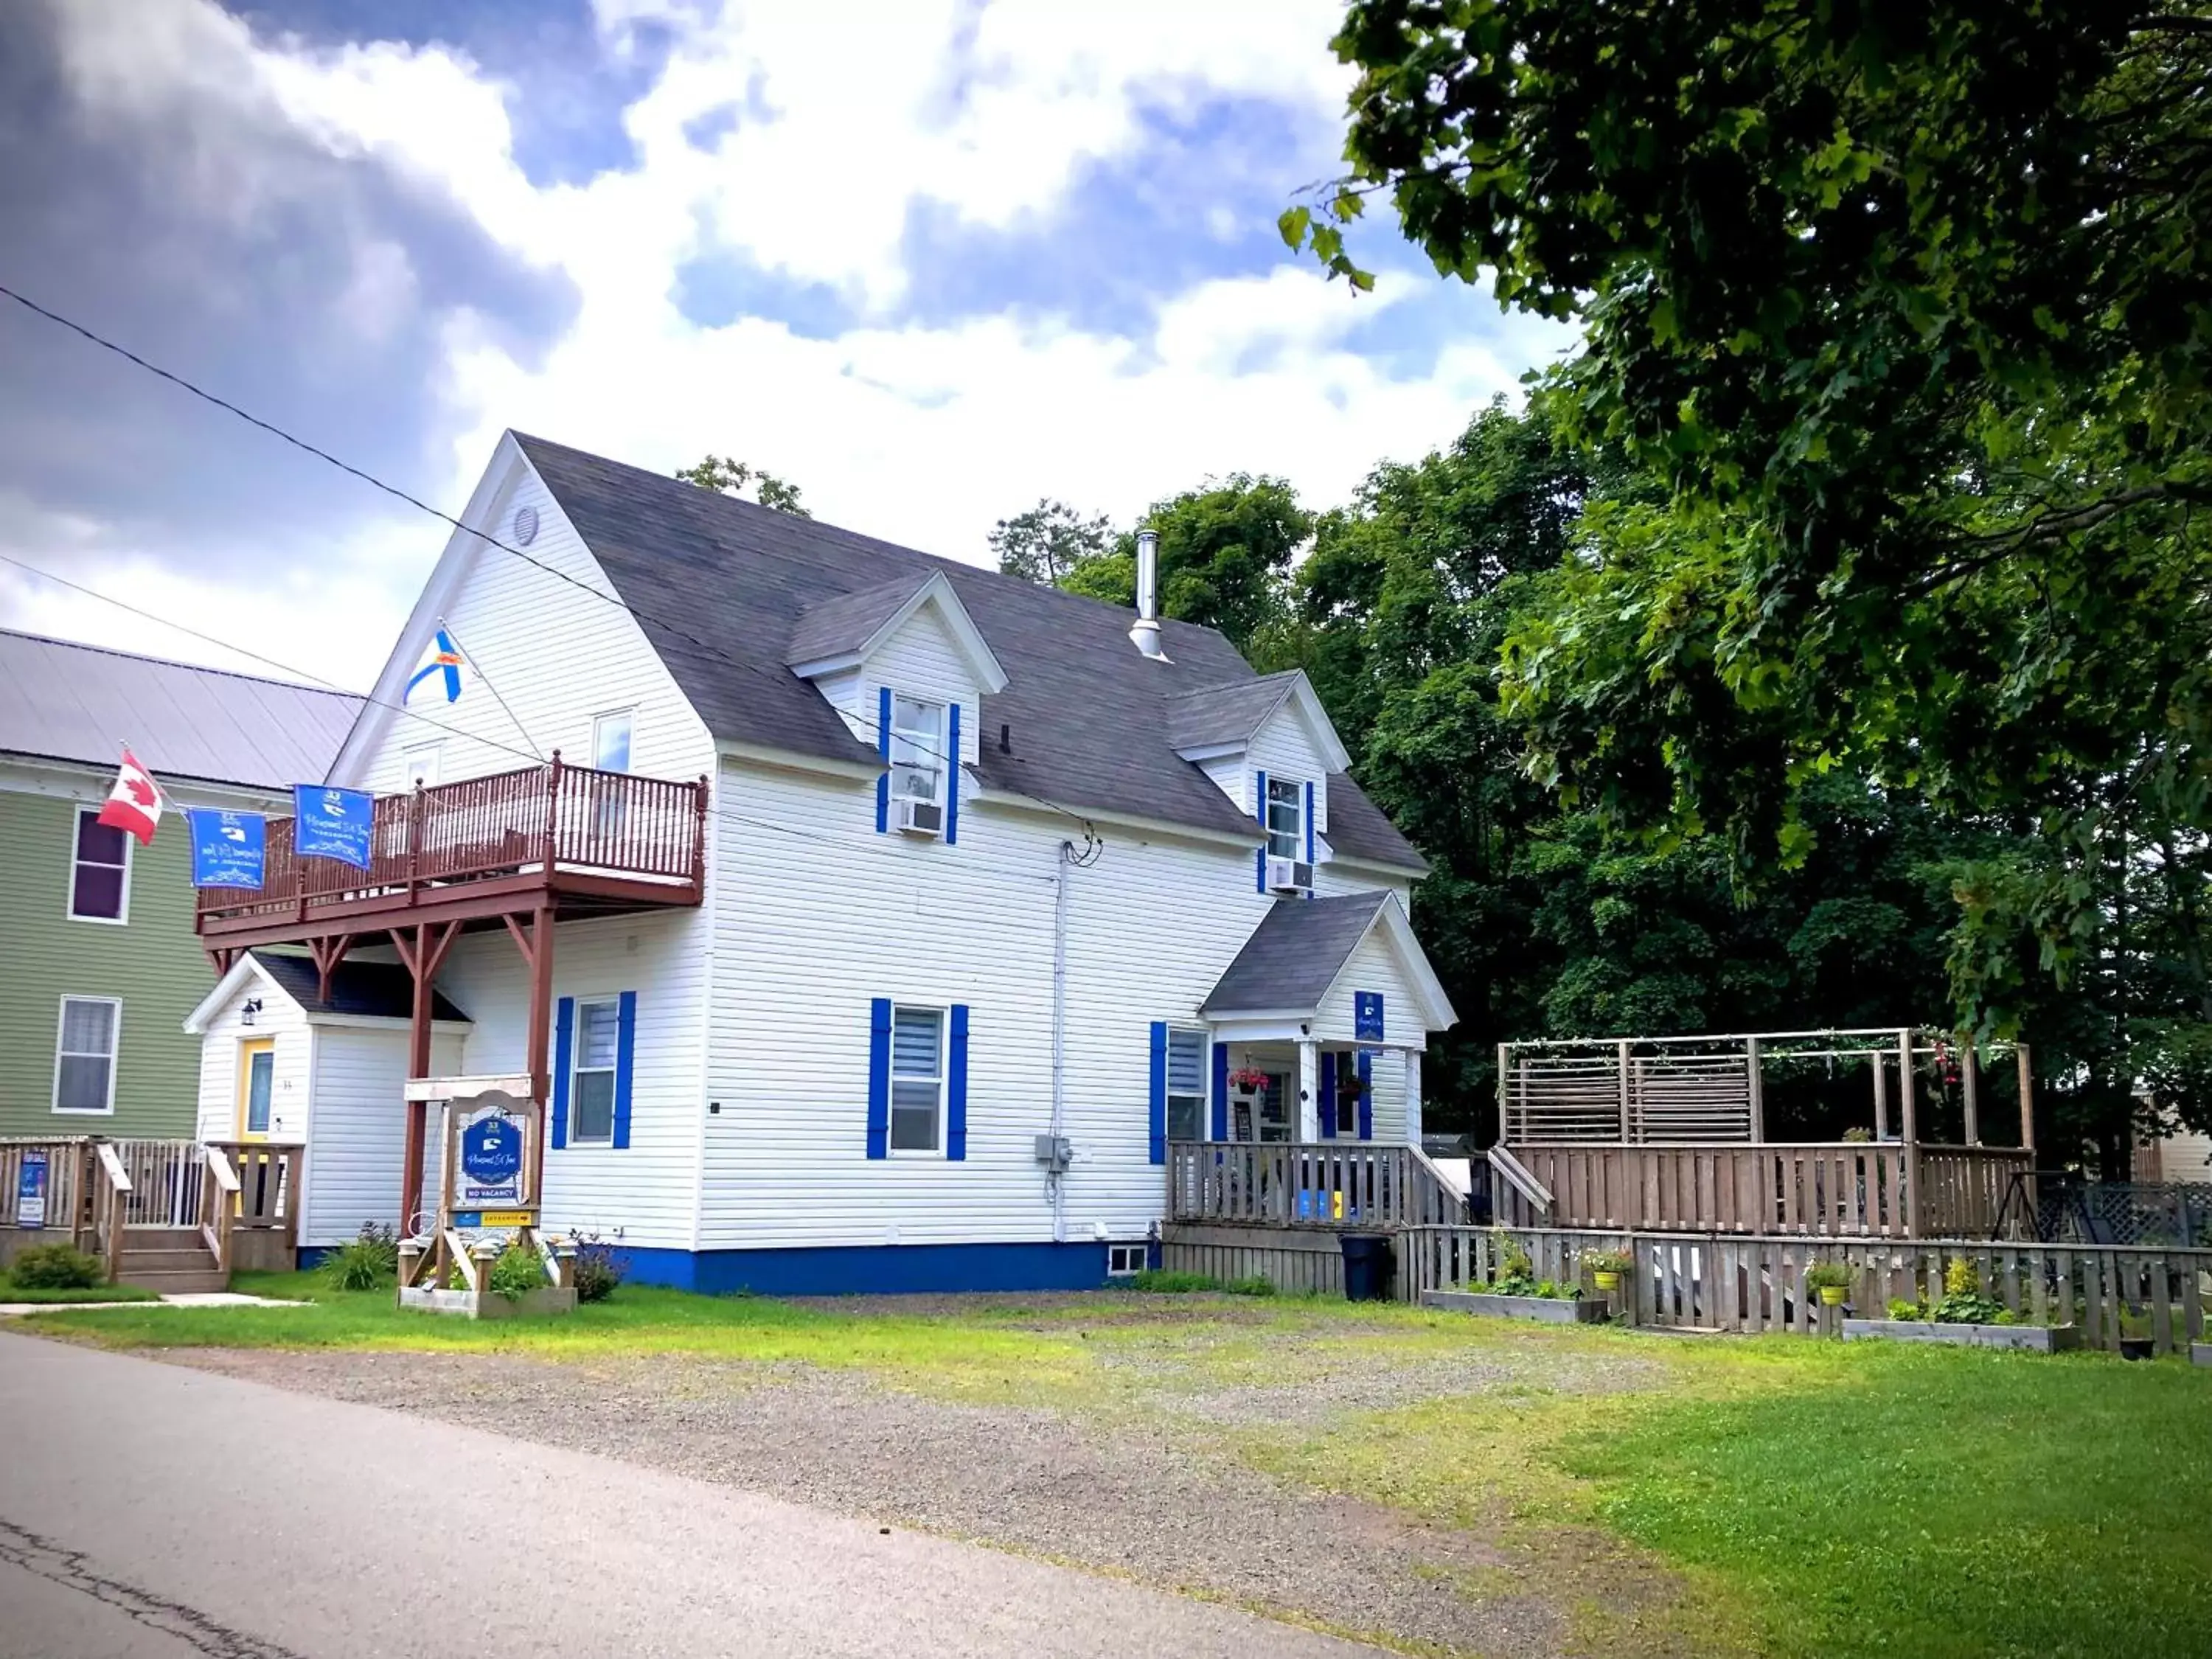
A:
1228;1068;1268;1096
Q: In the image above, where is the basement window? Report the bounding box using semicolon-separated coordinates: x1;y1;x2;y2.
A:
1107;1243;1147;1277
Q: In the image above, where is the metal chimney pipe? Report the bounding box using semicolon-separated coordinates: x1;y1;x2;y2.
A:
1130;528;1165;659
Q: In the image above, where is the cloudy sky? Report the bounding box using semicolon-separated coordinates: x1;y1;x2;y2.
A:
0;0;1566;692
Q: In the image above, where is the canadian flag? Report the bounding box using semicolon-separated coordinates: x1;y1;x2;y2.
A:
96;747;165;846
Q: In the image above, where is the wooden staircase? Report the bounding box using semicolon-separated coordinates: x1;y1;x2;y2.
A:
115;1226;229;1295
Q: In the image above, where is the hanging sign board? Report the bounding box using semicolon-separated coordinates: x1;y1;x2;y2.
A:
16;1150;48;1229
1354;992;1385;1042
186;808;266;889
453;1097;525;1208
293;785;374;871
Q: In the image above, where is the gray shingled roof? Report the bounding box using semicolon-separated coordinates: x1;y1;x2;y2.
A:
1200;892;1391;1015
785;573;933;668
0;630;361;790
1163;672;1300;752
1325;778;1427;873
514;435;1425;865
251;952;468;1023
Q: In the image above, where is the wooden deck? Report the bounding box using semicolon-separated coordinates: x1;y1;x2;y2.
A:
195;759;707;953
0;1137;299;1284
1165;1140;1468;1231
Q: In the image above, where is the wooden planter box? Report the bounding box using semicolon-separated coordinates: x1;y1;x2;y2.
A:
1842;1318;2080;1352
399;1284;577;1320
2192;1343;2211;1368
1421;1289;1607;1324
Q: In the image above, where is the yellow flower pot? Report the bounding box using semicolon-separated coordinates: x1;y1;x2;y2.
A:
1818;1284;1848;1307
1593;1270;1621;1292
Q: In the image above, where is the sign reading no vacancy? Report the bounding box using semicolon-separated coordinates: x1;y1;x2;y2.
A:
453;1101;525;1207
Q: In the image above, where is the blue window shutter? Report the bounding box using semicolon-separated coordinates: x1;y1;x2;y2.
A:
1357;1049;1374;1141
1253;768;1269;893
1148;1020;1168;1165
1210;1040;1229;1141
874;686;893;833
550;995;574;1150
1319;1050;1338;1138
947;1004;970;1160
611;990;637;1150
1304;780;1315;898
945;703;961;845
866;998;891;1159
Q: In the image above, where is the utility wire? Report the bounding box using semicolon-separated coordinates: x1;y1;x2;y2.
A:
0;279;1101;838
0;546;1078;882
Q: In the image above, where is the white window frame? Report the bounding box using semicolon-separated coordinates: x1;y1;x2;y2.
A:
568;995;620;1147
403;742;442;790
67;804;133;925
888;696;947;807
1106;1243;1147;1277
888;1001;947;1157
1265;776;1304;860
54;995;122;1116
1165;1026;1208;1144
591;709;634;774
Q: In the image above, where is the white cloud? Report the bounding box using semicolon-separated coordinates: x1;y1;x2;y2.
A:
4;0;1568;688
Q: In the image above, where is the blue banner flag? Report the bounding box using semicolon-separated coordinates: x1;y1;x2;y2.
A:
293;785;374;870
1354;991;1386;1042
186;808;267;889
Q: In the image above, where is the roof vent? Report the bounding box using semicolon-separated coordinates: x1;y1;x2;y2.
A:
1130;528;1166;661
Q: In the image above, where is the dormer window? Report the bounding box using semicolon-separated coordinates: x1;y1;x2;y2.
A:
890;696;946;806
1265;776;1304;859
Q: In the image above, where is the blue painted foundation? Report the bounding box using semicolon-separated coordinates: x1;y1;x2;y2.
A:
617;1240;1132;1297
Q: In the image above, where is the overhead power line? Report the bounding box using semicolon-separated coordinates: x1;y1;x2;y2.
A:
0;279;1101;839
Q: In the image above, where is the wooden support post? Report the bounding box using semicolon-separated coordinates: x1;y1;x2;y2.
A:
1617;1039;1633;1141
1746;1036;1765;1141
308;933;354;1006
2016;1043;2036;1153
1874;1050;1890;1142
1960;1033;1980;1146
1496;1042;1512;1145
1898;1029;1921;1237
394;919;463;1237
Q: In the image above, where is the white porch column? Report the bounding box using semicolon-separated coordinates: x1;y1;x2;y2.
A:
1296;1038;1321;1141
1405;1050;1423;1147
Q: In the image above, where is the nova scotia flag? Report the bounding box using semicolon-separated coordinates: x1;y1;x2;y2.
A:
406;627;464;705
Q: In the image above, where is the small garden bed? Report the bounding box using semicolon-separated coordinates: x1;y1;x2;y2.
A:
1842;1318;2081;1352
398;1284;579;1320
1420;1288;1607;1324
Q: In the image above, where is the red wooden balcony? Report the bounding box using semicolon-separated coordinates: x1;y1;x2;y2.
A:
195;759;708;951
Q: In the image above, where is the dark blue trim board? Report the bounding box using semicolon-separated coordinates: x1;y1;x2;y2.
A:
1253;768;1269;891
550;995;574;1150
874;685;892;833
945;702;961;844
619;1242;1136;1296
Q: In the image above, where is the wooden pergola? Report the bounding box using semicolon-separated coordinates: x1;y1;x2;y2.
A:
195;757;708;1233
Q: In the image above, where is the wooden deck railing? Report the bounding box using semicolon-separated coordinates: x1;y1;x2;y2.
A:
1504;1141;2033;1238
1166;1141;1469;1230
195;759;707;929
204;1142;302;1273
1403;1224;2212;1355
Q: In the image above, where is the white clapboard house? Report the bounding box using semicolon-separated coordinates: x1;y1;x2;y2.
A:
184;433;1455;1292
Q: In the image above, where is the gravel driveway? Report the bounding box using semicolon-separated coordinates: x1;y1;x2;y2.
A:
157;1297;1691;1658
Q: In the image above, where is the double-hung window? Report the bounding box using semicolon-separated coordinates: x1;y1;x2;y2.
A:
889;697;946;806
570;998;620;1144
889;1004;946;1152
1265;776;1303;860
55;996;120;1114
1165;1029;1207;1142
69;807;130;922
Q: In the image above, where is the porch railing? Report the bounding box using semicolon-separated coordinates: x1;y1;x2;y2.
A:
1504;1141;2033;1238
1166;1141;1469;1230
196;758;707;928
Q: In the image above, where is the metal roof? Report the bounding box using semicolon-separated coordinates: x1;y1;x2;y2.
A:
0;629;362;791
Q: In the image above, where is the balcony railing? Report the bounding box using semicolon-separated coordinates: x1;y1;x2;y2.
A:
195;759;706;931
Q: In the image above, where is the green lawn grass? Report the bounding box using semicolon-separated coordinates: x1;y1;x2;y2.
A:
23;1277;2212;1657
0;1276;157;1304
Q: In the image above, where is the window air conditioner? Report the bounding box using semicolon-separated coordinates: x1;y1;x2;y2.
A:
1266;856;1313;894
897;798;945;838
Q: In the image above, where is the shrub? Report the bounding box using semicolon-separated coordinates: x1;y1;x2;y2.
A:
1490;1232;1563;1297
1224;1274;1277;1297
1805;1262;1854;1291
567;1232;628;1304
321;1222;398;1292
1888;1297;1926;1321
1931;1258;2009;1325
486;1239;547;1300
1130;1268;1218;1293
9;1244;104;1290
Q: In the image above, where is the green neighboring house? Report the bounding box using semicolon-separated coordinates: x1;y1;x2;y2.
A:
0;630;360;1139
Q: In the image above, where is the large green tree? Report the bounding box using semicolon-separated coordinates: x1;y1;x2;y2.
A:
1289;0;2212;1146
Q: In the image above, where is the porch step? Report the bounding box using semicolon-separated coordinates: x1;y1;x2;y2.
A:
123;1228;205;1251
117;1268;231;1295
118;1244;228;1296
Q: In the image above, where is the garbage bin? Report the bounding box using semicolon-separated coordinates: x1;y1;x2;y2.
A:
1340;1233;1394;1303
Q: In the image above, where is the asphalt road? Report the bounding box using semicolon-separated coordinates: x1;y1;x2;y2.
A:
0;1332;1380;1658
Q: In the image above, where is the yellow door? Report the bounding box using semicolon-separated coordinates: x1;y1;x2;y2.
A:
237;1039;275;1141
